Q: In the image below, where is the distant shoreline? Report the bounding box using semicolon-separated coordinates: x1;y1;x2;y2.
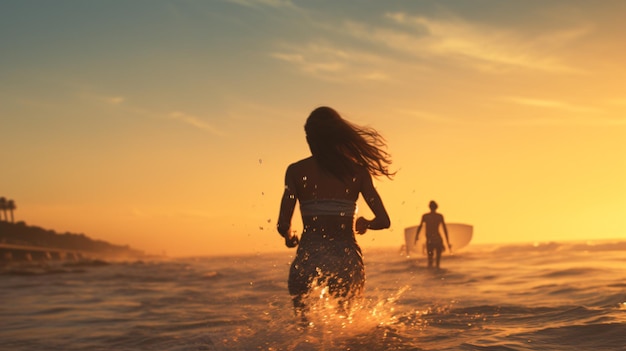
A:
0;221;144;262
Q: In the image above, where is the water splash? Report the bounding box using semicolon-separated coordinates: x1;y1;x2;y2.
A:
226;279;415;350
291;281;413;349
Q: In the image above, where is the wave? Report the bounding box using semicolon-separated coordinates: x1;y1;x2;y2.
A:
512;322;626;350
537;267;607;279
474;239;626;256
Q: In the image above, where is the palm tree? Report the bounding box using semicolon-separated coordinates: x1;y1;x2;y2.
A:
7;200;16;223
0;197;6;222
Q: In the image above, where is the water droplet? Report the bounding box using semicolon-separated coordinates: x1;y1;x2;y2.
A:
289;195;295;199
302;176;307;181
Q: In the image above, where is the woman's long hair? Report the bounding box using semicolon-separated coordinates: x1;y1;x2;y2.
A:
305;106;395;181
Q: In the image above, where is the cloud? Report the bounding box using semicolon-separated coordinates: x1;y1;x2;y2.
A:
91;94;125;106
499;96;626;126
395;108;457;124
169;112;225;135
270;10;587;82
270;42;391;82
87;93;227;134
503;96;601;113
342;12;586;73
271;50;344;74
105;96;125;105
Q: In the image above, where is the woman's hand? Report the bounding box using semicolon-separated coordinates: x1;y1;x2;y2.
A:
285;234;299;248
355;216;369;235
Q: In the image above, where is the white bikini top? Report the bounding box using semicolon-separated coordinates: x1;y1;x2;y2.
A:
300;199;356;217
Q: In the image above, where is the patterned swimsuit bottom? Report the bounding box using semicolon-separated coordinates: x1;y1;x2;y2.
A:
288;199;364;299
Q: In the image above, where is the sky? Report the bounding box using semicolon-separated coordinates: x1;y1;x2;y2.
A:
1;0;625;257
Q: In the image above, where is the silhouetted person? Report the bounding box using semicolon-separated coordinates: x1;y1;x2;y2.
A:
277;106;393;323
415;200;451;269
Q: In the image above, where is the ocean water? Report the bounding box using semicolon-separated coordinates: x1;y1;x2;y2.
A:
1;240;625;351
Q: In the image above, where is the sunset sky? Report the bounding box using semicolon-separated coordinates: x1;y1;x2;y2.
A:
1;1;625;257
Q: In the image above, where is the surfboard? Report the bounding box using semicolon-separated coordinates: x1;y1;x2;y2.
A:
404;223;473;256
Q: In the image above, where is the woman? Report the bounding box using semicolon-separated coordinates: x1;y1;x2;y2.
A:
277;106;393;319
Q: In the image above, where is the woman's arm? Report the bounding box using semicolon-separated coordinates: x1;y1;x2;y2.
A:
277;165;299;247
355;171;390;234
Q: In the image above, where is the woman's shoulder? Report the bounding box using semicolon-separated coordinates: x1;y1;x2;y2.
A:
288;157;315;168
286;157;315;174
